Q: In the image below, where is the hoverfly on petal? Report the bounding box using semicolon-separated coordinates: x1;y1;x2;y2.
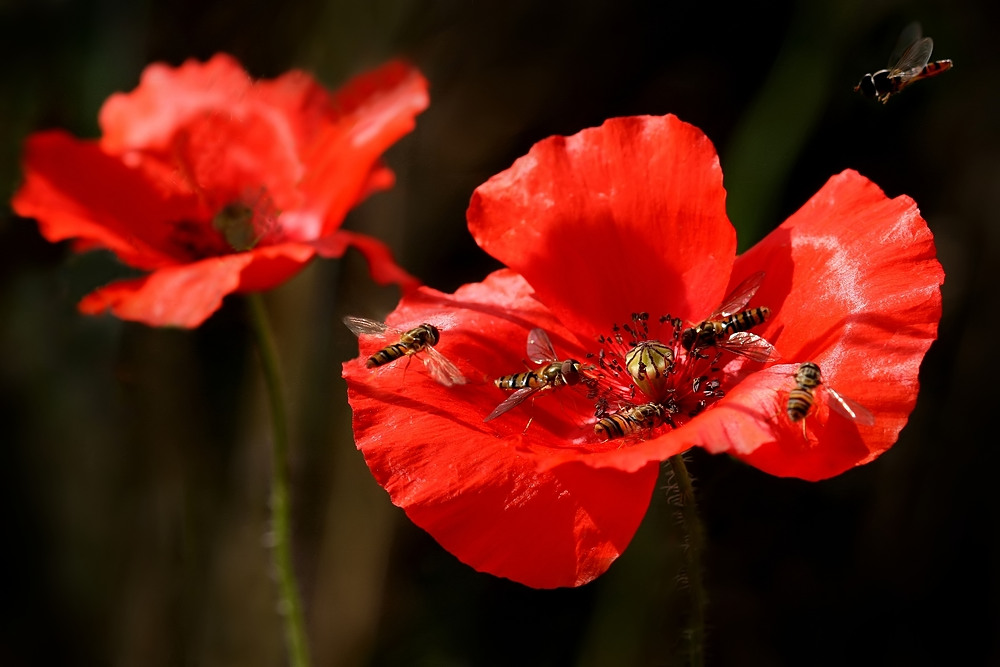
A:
344;316;466;387
854;22;953;104
787;362;875;438
485;328;585;421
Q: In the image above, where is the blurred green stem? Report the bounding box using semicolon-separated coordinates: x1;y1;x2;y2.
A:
248;293;311;667
667;454;705;667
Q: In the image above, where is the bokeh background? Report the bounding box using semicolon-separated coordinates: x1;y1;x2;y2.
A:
1;0;996;665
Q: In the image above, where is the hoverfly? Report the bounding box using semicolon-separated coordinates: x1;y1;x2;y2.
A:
680;271;780;363
787;362;874;436
854;22;953;104
343;316;466;387
484;328;584;422
594;402;668;441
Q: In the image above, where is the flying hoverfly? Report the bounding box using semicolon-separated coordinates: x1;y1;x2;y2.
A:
484;328;584;422
854;22;953;104
343;316;466;387
594;402;668;441
680;271;780;363
786;362;875;436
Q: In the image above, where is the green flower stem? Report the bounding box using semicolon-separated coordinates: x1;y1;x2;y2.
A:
667;454;706;667
248;293;311;667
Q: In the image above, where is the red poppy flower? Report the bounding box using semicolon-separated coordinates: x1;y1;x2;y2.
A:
12;54;428;327
343;114;943;588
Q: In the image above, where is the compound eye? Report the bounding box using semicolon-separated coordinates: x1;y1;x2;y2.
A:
424;324;441;345
561;360;581;385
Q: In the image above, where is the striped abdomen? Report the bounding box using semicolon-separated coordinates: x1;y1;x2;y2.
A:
682;306;771;350
495;370;546;390
914;59;953;80
594;403;666;440
786;362;822;422
495;360;581;391
722;306;770;335
786;387;816;422
365;324;439;368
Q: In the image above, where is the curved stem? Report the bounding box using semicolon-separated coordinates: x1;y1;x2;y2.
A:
667;454;706;667
248;293;311;667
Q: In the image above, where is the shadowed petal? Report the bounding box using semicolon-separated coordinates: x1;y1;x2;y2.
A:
12;131;192;269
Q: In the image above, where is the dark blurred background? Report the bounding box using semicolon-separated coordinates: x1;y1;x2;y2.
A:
1;0;996;665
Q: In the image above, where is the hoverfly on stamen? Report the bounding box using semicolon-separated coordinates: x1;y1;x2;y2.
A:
787;362;874;438
484;328;587;422
680;272;780;363
343;316;466;387
594;402;671;441
854;22;953;104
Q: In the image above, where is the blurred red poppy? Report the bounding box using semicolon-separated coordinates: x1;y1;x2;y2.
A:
343;114;943;588
13;54;428;327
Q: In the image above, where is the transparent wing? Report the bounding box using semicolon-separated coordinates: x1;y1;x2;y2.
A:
526;328;559;364
484;386;541;422
890;37;933;80
826;387;876;426
421;346;467;387
343;315;393;338
719;331;781;363
887;22;923;67
714;271;766;318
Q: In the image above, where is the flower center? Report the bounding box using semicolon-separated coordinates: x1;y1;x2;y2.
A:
588;312;728;440
169;189;282;259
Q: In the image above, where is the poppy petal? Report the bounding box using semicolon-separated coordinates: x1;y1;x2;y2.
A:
648;364;879;481
468;114;736;336
99;54;256;153
345;117;945;587
297;62;429;239
311;230;419;289
231;242;317;292
79;254;253;327
12;131;191;269
344;269;660;587
17;56;429;328
690;170;945;478
735;169;942;362
79;242;315;327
